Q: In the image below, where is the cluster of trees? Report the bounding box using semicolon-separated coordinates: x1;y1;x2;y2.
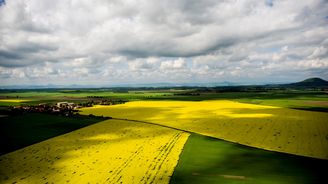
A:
10;104;78;117
85;99;128;105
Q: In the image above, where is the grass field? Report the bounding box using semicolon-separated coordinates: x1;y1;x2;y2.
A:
0;119;189;183
1;90;327;111
171;134;328;184
1;112;327;183
80;100;328;159
0;89;327;183
0;113;106;155
0;90;170;101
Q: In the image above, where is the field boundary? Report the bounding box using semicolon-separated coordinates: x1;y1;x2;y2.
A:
112;117;195;134
111;117;328;160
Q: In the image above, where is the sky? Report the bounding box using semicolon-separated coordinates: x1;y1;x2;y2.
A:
0;0;328;86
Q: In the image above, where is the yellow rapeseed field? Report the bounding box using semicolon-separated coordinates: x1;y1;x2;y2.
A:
0;119;189;183
81;100;328;159
0;99;30;103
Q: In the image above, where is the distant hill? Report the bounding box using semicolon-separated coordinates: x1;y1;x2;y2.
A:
286;78;328;88
0;78;327;90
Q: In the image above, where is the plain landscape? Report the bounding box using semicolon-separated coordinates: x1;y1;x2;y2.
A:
0;78;327;183
1;0;328;183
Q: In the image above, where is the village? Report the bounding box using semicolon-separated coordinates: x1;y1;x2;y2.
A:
10;99;127;117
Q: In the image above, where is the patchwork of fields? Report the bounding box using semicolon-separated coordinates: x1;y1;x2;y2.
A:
1;93;327;183
81;100;328;159
0;120;189;183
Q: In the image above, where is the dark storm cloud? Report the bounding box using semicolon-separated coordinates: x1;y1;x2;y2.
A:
0;50;22;60
12;43;58;53
0;42;58;67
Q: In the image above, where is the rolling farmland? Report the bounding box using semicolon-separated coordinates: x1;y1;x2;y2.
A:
0;119;189;183
171;134;328;184
81;100;328;159
1;0;327;181
1;91;327;183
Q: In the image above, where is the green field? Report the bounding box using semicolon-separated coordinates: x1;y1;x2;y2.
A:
0;89;327;183
0;113;107;155
1;89;327;112
171;134;327;184
0;90;170;103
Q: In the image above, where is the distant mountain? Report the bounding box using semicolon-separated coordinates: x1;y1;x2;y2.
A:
106;82;239;88
286;78;328;88
0;84;99;89
1;78;327;90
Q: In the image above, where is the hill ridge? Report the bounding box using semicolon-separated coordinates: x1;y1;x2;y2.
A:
287;77;328;87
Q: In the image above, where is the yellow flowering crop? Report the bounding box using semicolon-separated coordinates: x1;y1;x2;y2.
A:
0;120;189;183
81;100;328;159
0;99;30;103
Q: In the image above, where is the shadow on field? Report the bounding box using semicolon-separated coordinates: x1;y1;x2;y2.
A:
291;107;328;113
0;113;107;155
149;91;327;101
89;105;280;121
0;119;178;183
84;106;183;119
83;103;328;160
170;134;328;184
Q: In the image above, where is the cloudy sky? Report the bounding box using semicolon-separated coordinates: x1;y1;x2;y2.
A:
0;0;327;86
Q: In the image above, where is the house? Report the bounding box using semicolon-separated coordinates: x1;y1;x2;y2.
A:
56;102;69;108
57;102;75;108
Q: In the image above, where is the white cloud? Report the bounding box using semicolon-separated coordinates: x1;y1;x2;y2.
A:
129;57;159;71
308;46;328;59
0;0;327;85
160;58;186;70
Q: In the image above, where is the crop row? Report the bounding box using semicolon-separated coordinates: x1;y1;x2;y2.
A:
81;100;328;159
0;119;189;183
